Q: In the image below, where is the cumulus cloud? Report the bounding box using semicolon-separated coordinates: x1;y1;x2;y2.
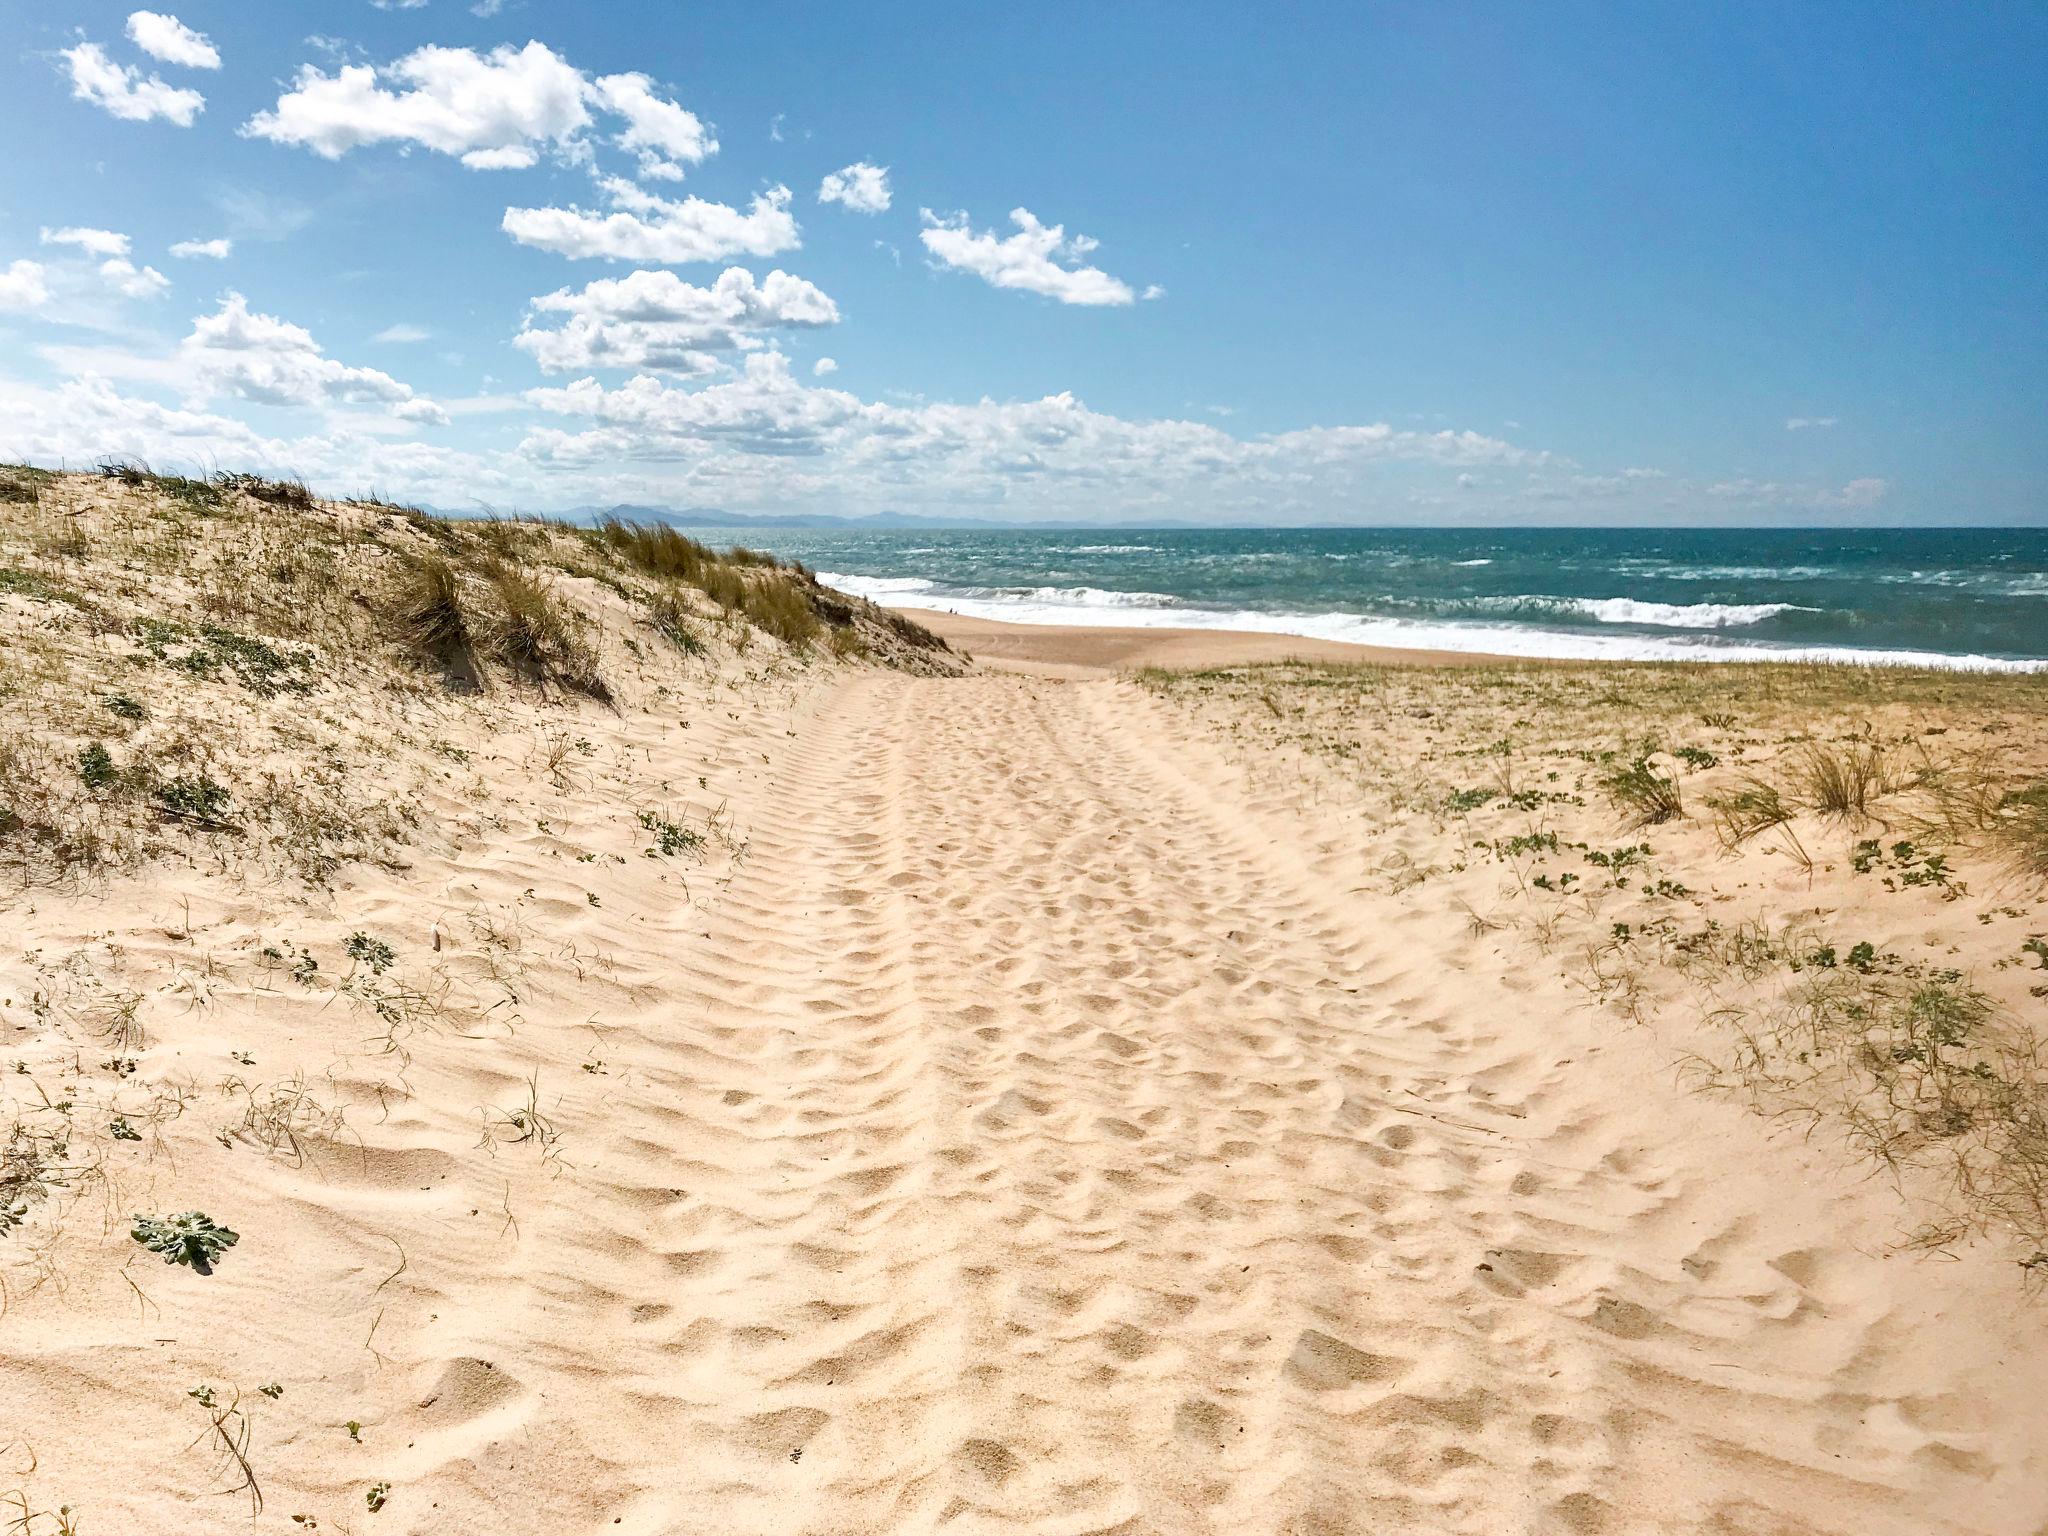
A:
0;261;51;312
818;162;890;214
41;227;132;258
813;357;838;377
516;266;838;375
179;293;439;422
503;182;799;263
100;258;170;299
918;207;1148;306
371;323;432;344
170;237;232;259
590;72;715;170
62;42;205;126
243;41;592;160
1785;416;1838;431
241;40;717;185
126;12;221;70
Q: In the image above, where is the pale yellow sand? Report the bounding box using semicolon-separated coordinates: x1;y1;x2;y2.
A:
5;496;2047;1532
898;607;1501;674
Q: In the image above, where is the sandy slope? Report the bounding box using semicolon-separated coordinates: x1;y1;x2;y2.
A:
6;664;2047;1534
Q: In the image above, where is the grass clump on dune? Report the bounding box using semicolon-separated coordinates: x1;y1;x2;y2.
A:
1792;738;1895;820
487;566;610;701
1602;750;1685;827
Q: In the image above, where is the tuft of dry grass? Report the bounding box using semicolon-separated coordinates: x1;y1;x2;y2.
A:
1791;737;1894;820
487;566;610;701
742;573;823;651
393;556;473;667
1994;780;2048;888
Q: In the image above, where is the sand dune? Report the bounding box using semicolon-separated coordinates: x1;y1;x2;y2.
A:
4;479;2046;1532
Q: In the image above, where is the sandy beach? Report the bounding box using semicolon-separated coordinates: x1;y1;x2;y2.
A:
4;473;2047;1534
891;608;1507;674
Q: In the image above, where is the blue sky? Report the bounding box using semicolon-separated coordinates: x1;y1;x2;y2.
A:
2;2;2043;524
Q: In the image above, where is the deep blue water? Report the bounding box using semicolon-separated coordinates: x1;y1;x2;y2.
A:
675;525;2048;668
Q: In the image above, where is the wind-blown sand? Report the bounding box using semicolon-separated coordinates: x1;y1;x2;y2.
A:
5;479;2047;1533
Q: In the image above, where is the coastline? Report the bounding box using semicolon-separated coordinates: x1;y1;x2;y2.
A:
897;606;1514;674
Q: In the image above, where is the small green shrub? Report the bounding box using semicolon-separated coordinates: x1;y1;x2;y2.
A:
131;1210;238;1272
638;809;702;858
344;932;396;973
78;742;116;789
158;773;233;825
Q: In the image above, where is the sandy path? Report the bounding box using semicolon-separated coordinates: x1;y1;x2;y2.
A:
11;664;2041;1533
589;671;2041;1534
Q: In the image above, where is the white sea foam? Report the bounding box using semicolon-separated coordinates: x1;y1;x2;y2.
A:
819;572;2045;672
1452;558;1493;566
1558;596;1814;628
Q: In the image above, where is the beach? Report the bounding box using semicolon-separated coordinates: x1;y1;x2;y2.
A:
4;473;2048;1533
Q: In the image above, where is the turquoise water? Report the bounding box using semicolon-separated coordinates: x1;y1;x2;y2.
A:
674;525;2048;670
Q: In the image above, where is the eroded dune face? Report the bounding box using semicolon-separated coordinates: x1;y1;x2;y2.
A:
3;472;2046;1534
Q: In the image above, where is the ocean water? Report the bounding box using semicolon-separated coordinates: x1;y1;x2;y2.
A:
675;525;2048;670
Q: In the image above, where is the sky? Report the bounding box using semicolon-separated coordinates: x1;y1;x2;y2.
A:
1;2;2043;526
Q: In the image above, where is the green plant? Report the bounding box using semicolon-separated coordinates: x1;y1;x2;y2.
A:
344;932;397;974
77;743;116;789
637;809;702;858
131;1211;239;1272
158;774;233;825
1602;753;1683;826
366;1482;390;1513
108;1117;141;1142
104;692;147;721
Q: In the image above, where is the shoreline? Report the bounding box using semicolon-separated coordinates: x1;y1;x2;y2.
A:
893;605;2048;676
894;607;1513;674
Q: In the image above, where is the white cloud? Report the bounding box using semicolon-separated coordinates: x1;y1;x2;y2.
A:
813;357;837;377
461;145;540;171
1785;416;1839;431
516;267;837;375
41;226;132;258
126;12;221;70
0;261;51;312
519;354;1541;509
818;162;890;214
503;183;800;263
180;293;439;423
100;258;170;299
170;237;233;260
590;72;715;168
372;323;432;344
241;42;717;187
62;42;205;126
918;207;1147;307
243;41;592;160
1825;476;1887;508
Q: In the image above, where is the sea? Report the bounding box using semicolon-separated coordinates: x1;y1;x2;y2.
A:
669;525;2048;671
